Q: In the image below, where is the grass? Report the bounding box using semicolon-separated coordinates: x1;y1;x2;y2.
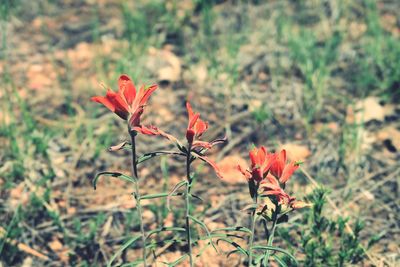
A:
0;0;399;266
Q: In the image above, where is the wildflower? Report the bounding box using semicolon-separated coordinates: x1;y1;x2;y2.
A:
259;174;291;203
269;149;299;184
91;74;157;129
185;102;209;147
238;146;275;182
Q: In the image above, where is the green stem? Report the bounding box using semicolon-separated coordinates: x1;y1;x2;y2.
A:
248;191;258;267
264;207;279;265
130;131;147;267
185;143;194;267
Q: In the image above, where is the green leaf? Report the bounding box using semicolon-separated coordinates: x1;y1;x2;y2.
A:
227;249;241;258
190;193;204;202
119;259;143;267
140;193;169;200
107;236;141;267
251;246;298;265
167;180;187;210
273;254;288;267
211;226;252;235
93;172;136;190
189;215;217;252
137;151;185;165
277;214;289;224
216;237;248;256
162;254;188;267
146;227;186;239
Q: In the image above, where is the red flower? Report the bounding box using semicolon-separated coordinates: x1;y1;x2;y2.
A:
269;149;299;184
91;74;157;128
238;146;275;182
186;102;208;146
260;174;291;203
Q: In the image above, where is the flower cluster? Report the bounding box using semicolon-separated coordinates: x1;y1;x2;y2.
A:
238;146;307;215
91;74;224;178
91;75;308;266
91;75;157;129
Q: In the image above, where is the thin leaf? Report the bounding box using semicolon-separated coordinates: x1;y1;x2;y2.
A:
227;249;241;258
136;151;185;165
162;254;188;267
216;237;248;256
251;245;298;265
119;259;143;267
107;236;141;267
93;172;136;190
273;254;288;267
212;226;252;235
188;215;217;252
189;193;204;202
140;193;169;200
167;180;187;210
108;141;130;151
146;227;186;239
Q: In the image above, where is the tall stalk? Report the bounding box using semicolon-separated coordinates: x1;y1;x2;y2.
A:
185;144;194;267
264;207;279;265
129;130;147;267
248;190;258;267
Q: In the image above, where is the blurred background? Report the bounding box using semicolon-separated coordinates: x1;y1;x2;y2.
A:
0;0;399;266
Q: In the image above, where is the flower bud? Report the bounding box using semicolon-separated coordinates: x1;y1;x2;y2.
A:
186;129;195;144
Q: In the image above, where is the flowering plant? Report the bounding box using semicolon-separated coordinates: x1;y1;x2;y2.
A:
90;75;308;266
238;146;309;265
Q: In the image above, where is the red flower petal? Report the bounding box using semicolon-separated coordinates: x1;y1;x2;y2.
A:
133;125;178;143
196;155;223;179
106;90;129;120
279;161;299;184
270;149;286;178
118;74;136;105
91;95;116;113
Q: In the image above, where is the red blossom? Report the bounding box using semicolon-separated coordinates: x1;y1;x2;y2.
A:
186;102;208;145
91;74;157;128
260;174;291;203
269;149;299;184
238;146;275;182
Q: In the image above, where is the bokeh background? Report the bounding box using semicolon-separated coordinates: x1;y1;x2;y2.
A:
0;0;399;266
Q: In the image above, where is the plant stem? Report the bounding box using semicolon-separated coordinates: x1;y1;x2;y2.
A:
264;207;278;265
248;192;258;267
129;130;147;267
185;144;194;267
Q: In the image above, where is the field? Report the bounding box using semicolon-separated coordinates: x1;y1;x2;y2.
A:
0;0;399;266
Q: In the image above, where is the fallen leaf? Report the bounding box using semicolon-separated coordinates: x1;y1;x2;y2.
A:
347;97;385;124
9;183;29;208
280;143;311;162
49;238;63;252
163;213;174;227
218;155;247;184
376;126;400;152
147;46;181;83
